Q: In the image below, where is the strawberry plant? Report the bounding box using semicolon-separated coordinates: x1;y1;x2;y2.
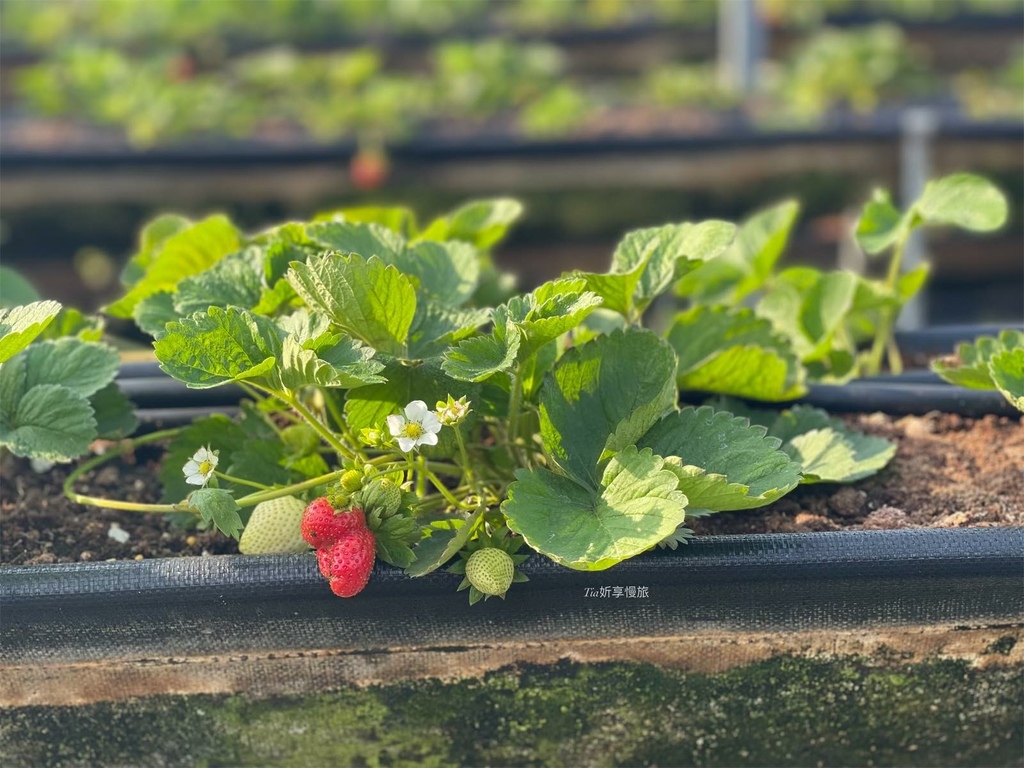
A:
932;330;1024;412
15;186;1010;603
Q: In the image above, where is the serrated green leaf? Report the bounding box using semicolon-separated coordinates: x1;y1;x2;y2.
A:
932;331;1024;391
916;173;1008;232
420;198;523;250
313;206;417;237
500;278;603;361
638;406;802;512
154;306;282;390
305;220;405;260
406;509;485;577
503;445;687;571
22;338;119;398
173;247;265;316
592;220;736;318
668;306;805;401
443;322;522;382
394;241;479;306
576;258;647;319
278;336;385;391
0;301;62;363
786;427;895;484
855;188;911;255
406;301;490;360
133;292;179;337
287;253;416;357
990;348;1024;412
189;488;243;539
539;328;677;486
89;382;138;440
107;215;242;319
39;308;104;342
0;383;96;462
677;201;799;304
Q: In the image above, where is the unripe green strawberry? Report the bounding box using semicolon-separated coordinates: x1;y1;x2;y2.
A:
465;548;515;597
238;496;310;555
340;470;363;493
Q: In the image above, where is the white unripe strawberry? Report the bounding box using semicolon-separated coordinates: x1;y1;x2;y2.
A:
238;496;311;555
465;548;515;597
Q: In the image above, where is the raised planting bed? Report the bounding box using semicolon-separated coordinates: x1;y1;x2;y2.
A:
2;187;1022;765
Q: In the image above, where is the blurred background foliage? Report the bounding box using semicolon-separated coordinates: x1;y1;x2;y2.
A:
0;0;1021;323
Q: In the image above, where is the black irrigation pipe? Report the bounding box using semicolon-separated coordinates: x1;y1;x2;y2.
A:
2;528;1021;661
1;111;1019;169
895;323;1024;357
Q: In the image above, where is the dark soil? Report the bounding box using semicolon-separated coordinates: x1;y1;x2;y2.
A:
2;411;1022;566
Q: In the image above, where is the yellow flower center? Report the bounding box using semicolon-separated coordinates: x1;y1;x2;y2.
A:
402;422;424;439
198;460;215;476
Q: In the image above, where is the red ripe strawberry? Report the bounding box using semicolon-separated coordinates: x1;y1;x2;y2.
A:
301;498;365;548
321;528;376;598
350;149;389;190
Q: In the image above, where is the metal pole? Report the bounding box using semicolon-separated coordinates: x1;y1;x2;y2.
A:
717;0;764;95
898;107;938;330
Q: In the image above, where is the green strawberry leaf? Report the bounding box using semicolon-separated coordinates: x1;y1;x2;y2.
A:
277;336;385;391
189;488;243;539
305;220;405;261
539;328;677;487
419;198;523;250
0;382;96;462
173;247;266;317
443;322;522;382
0;267;41;308
22;339;119;398
394;241;479;307
677;200;800;304
499;278;603;361
503;445;687;571
932;330;1024;390
0;301;62;363
154;306;282;390
855;188;911;256
287;253;416;357
638;406;802;513
990;348;1024;412
89;382;138;440
406;509;485;577
406;302;490;360
710;400;896;484
133;292;179;338
785;427;896;484
915;173;1008;232
668;306;805;401
107;215;242;319
120;213;191;288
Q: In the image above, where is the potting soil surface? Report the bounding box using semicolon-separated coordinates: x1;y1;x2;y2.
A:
2;411;1021;566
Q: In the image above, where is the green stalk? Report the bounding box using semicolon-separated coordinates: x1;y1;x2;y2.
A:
286;393;354;461
214;471;270;491
63;428;194;515
866;228;911;376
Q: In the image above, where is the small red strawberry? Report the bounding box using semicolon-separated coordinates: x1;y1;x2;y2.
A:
350;149;389;190
321;528;376;598
301;498;365;548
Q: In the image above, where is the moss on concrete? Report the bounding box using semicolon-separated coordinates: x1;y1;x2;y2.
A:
2;656;1021;767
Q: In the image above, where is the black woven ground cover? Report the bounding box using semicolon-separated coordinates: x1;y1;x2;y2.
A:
2;528;1021;665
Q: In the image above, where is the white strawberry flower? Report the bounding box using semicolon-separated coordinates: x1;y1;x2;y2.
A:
386;400;442;453
183;446;219;487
